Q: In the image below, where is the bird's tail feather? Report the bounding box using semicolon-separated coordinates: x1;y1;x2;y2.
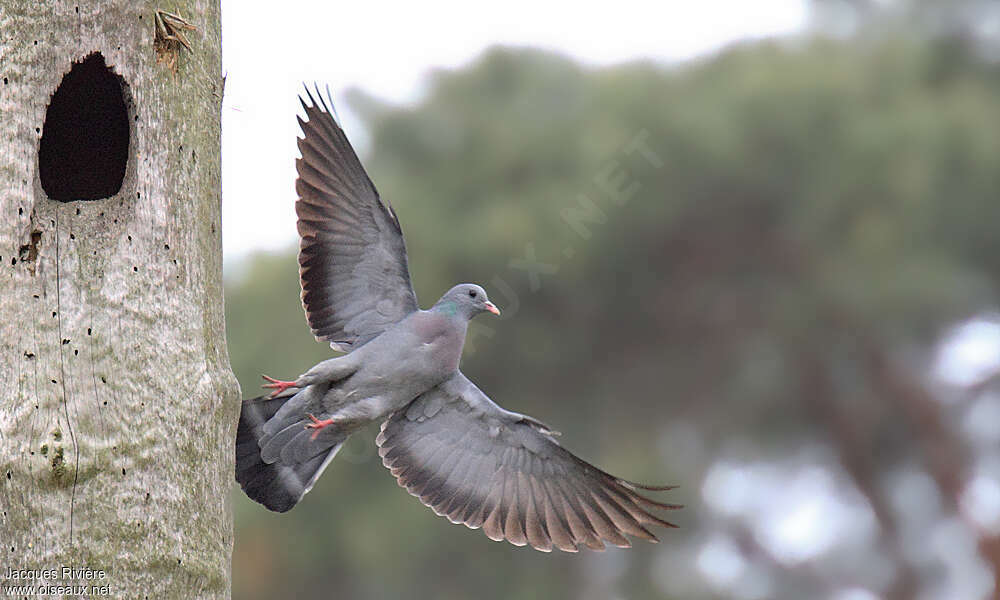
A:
236;393;347;513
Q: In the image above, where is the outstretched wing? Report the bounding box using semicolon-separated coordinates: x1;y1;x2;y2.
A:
376;372;680;552
295;85;418;351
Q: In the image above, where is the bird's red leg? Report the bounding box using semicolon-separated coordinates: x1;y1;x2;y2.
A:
305;413;336;441
261;374;297;398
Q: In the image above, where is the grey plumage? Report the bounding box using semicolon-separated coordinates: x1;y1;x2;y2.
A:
295;86;417;351
235;84;679;550
236;389;346;513
377;373;680;552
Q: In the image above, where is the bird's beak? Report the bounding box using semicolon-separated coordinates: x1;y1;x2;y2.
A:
484;301;500;316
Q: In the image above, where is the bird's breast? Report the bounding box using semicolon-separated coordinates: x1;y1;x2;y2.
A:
421;334;464;377
392;311;467;380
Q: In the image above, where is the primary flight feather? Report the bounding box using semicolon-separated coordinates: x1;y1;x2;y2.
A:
235;85;679;552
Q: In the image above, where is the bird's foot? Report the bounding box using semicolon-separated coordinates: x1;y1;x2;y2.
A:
261;375;297;398
305;413;336;441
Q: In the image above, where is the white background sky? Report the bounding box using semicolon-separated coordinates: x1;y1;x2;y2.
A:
220;0;807;260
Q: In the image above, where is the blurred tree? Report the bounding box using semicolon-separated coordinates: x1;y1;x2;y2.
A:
228;34;1000;600
810;0;1000;52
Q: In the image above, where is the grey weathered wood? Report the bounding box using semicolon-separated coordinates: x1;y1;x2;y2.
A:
0;1;238;598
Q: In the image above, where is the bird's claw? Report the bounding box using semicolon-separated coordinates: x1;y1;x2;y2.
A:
305;413;335;441
261;374;298;398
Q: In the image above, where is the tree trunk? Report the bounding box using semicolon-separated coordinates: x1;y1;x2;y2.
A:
0;2;238;598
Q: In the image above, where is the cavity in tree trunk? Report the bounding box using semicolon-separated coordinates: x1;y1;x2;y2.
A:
0;2;238;598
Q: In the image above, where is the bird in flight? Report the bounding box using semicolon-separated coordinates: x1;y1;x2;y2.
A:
235;85;680;552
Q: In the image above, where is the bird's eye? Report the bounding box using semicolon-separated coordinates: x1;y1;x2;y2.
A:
469;289;477;298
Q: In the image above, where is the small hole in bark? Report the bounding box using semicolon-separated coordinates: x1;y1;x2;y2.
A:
39;53;130;202
18;230;41;265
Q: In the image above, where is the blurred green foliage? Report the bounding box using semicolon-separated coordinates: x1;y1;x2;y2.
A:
226;32;1000;600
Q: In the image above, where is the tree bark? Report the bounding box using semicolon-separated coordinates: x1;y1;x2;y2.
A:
0;2;238;598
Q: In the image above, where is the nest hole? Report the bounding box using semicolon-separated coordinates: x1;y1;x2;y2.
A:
38;52;130;202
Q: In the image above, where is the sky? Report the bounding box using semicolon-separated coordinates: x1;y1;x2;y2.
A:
219;0;808;260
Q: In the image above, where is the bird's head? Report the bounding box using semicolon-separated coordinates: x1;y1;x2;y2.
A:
435;284;500;320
